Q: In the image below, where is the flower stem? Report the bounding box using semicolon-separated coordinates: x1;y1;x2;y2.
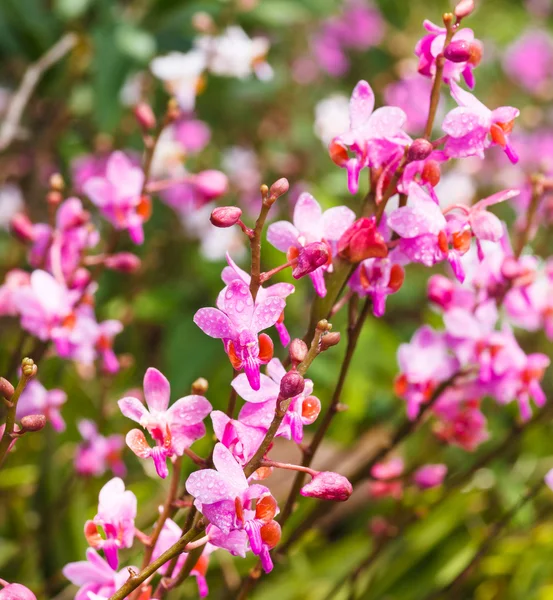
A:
249;185;273;302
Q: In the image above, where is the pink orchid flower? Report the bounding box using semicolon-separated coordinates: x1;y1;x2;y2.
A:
186;443;281;573
83;151;149;244
329;80;411;194
74;420;126;478
233;358;321;444
412;464;447;489
211;410;266;467
118;368;212;478
267;192;355;297
194;279;285;390
0;269;30;316
221;253;294;346
443;81;520;164
16;379;66;432
84;478;137;570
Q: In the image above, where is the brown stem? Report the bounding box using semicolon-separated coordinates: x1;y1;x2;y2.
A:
514;174;543;259
249;186;272;301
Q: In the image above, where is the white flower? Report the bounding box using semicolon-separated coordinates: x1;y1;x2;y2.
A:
314;95;350;145
150;50;206;110
150;127;186;179
196;26;272;80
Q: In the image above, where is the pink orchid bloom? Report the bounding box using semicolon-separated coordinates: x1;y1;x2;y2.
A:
416;20;481;88
221;253;294;346
395;326;459;419
118;368;212;478
0;269;30;316
427;274;475;312
0;580;36;600
234;358;321;444
96;319;123;374
443;81;520;164
194;279;285;390
388;183;472;282
83;151;149;244
412;464;447;489
503;30;553;94
330;80;411;194
74;420;126;478
16;379;66;432
267;192;355;297
186;443;280;573
349;257;405;317
211;410;266;467
62;548;134;600
84;478;137;570
384;74;435;134
369;457;404;499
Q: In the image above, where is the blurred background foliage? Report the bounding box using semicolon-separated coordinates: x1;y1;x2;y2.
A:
1;0;553;599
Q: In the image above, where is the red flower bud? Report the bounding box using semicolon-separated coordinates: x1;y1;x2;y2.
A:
104;252;142;273
10;213;35;243
292;242;330;279
134;102;156;130
407;138;433;162
444;40;471;63
19;414;46;432
279;370;305;399
300;471;353;502
454;0;475;19
0;378;14;400
210;206;243;228
337;217;388;263
289;339;308;365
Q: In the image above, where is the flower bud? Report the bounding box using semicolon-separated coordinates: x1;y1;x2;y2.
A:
454;0;475;19
0;378;14;400
289;339;308;365
195;170;229;200
337;217;388;263
320;331;341;351
191;377;209;395
10;213;35;243
279;370;305;399
210;206;243;228
444;40;471;63
46;191;63;208
268;178;289;203
292;242;330;279
49;173;65;192
19;414;46;432
134;102;156;130
407;138;433;162
421;159;441;187
21;358;37;378
412;464;447;489
104;252;142;273
192;11;215;33
300;471;353;502
0;582;37;600
427;274;455;309
71;268;92;290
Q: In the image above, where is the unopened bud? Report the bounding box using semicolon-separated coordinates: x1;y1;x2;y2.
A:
320;331;341;350
454;0;475;20
49;173;65;192
427;274;455;309
191;377;209;395
289;339;308;365
300;471;353;502
279;370;305;400
407;138;433;162
134;102;156;130
72;268;92;290
210;206;242;228
316;319;332;332
421;159;441;187
104;252;141;273
292;242;330;279
10;213;35;243
192;11;215;33
0;582;37;600
0;378;14;400
444;39;471;63
268;178;289;202
46;190;63;208
20;414;46;432
21;358;37;378
337;217;388;263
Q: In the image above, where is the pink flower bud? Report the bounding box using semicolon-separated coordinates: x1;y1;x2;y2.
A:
454;0;475;19
371;457;404;480
279;370;305;399
71;268;92;290
0;583;37;600
300;471;353;502
292;242;330;279
10;213;35;243
19;414;47;432
337;217;388;263
320;331;341;350
104;252;142;273
210;206;243;228
268;178;289;202
0;378;14;400
412;464;447;489
289;339;308;364
427;274;455;309
444;40;471;63
407;138;433;162
134;102;156;130
194;170;229;200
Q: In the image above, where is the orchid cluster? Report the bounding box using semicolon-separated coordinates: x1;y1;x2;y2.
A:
4;1;553;599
